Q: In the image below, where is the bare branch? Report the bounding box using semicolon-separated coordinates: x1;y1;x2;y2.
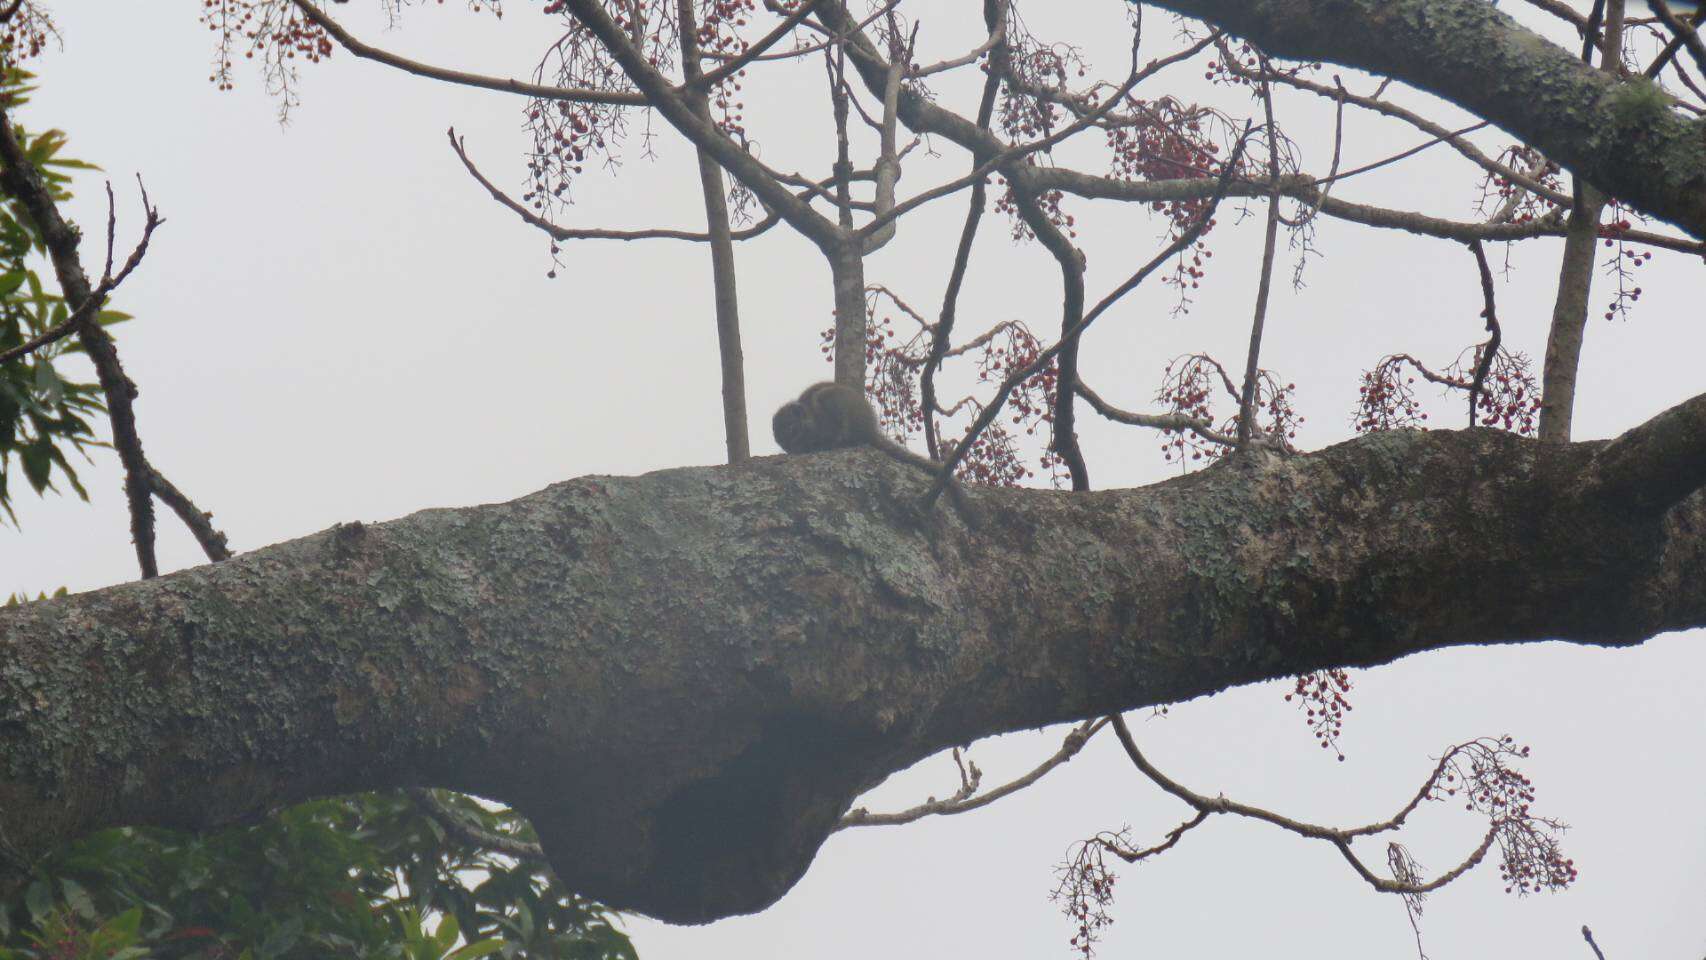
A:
837;719;1106;830
288;0;648;106
447;129;781;243
1236;60;1283;447
0;121;163;577
1108;716;1499;898
690;0;830;90
922;21;1002;461
562;0;841;249
1466;240;1502;427
1244;63;1571;210
927;128;1253;503
1581;925;1608;960
1075;379;1241;449
147;467;232;563
1650;0;1706;75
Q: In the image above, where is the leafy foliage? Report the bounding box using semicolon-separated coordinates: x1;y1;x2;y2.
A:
0;791;635;960
0;67;124;525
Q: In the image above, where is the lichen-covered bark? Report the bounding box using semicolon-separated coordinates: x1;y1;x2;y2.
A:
1145;0;1706;239
2;393;1704;922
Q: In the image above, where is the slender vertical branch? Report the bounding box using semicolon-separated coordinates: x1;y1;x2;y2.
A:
676;0;750;463
1237;58;1283;447
1540;0;1623;443
923;28;1002;460
859;8;906;254
928;131;1251;502
825;41;867;388
1466;240;1501;426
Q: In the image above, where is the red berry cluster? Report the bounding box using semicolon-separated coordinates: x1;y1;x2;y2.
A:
1598;204;1654;322
0;2;50;63
200;0;334;96
1155;353;1228;464
1355;357;1428;434
1429;737;1578;895
1476;144;1563;224
1283;667;1353;759
1468;354;1540;435
1052;837;1121;960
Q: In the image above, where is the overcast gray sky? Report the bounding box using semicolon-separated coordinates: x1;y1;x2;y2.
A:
6;1;1705;957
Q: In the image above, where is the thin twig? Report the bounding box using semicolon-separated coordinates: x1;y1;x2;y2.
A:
148;467;232;562
1649;0;1706;76
1466;240;1502;426
1108;716;1495;897
1075;380;1241;449
690;0;830;90
927;126;1253;503
857;25;1187;242
1581;925;1608;960
288;0;647;106
446;129;781;242
1098;810;1210;862
923;21;1002;460
837;719;1106;830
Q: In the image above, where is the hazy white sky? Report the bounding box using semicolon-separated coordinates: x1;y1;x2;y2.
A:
6;1;1705;957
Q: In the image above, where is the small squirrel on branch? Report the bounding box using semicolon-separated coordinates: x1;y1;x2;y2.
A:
772;381;973;519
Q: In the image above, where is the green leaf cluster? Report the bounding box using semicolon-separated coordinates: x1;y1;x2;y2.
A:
0;66;123;524
1;791;636;960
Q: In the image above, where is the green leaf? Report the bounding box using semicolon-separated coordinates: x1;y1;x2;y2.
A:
22;879;51;926
32;360;62;406
59;876;95;919
104;906;144;938
19;440;49;492
447;939;507;960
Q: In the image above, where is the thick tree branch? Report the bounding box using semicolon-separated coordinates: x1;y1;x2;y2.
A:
1144;0;1706;239
4;400;1705;921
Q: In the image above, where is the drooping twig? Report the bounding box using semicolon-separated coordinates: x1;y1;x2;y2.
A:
288;0;646;107
1466;240;1502;426
446;129;782;243
927;127;1253;503
922;4;1003;461
1107;716;1500;897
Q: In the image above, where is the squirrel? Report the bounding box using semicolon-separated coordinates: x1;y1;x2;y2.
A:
772;381;973;518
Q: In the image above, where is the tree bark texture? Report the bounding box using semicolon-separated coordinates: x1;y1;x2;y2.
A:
3;393;1706;923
